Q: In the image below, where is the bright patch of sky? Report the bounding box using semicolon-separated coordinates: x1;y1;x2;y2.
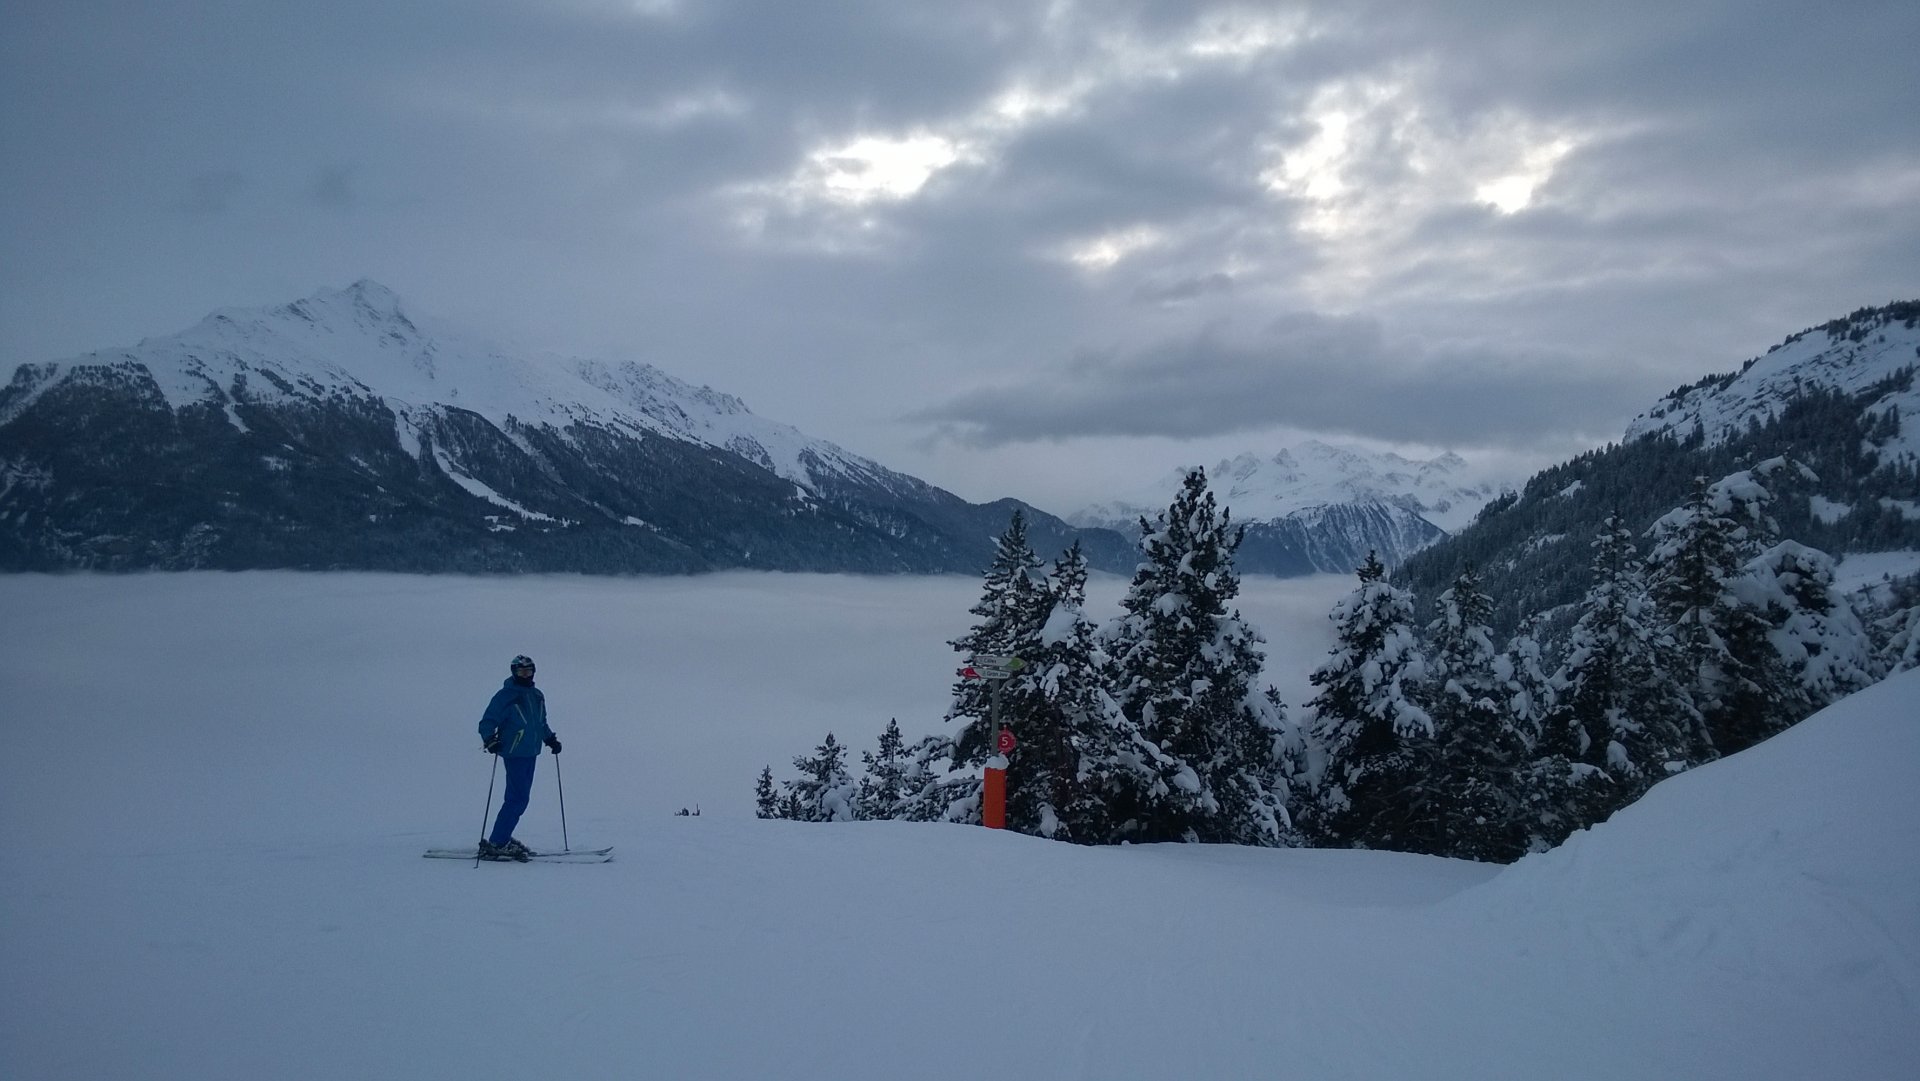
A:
731;9;1325;231
1062;225;1165;271
1260;74;1591;276
1477;135;1578;214
807;133;971;205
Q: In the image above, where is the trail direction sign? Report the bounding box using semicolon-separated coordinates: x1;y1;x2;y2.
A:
961;654;1026;681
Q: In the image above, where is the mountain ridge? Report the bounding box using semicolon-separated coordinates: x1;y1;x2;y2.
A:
1396;299;1920;631
1071;439;1508;574
0;280;1129;575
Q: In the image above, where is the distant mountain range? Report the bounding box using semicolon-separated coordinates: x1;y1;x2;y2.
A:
7;285;1911;585
0;280;1130;574
1398;300;1920;630
1072;441;1508;575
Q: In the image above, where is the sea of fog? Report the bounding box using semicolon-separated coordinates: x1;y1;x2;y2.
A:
0;570;1350;832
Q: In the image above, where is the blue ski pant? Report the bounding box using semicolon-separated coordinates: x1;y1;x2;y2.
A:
488;755;538;846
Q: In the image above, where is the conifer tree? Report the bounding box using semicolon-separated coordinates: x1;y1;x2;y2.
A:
1494;614;1557;749
1102;469;1302;845
1733;540;1878;720
784;732;856;822
1015;542;1160;843
945;510;1048;770
1872;572;1920;674
1645;466;1796;754
1550;515;1704;822
892;734;971;823
753;765;782;820
1305;551;1437;852
856;718;911;820
1425;567;1532;861
1491;615;1606;852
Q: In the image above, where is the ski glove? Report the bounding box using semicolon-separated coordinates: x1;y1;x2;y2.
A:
544;735;562;754
483;733;502;754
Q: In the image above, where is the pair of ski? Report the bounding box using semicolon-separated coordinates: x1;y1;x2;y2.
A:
423;845;614;864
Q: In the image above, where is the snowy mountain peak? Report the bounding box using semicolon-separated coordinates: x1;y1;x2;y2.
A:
198;278;417;345
62;280;875;490
1076;439;1506;536
278;278;413;331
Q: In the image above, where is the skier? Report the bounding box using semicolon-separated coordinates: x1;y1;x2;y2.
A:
477;654;562;862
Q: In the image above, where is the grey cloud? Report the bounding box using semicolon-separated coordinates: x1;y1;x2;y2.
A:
1133;272;1235;306
309;166;356;210
174;171;245;215
912;313;1659;450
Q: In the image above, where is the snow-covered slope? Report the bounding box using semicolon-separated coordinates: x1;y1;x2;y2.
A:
2;279;876;489
1627;301;1920;462
2;572;1913;1081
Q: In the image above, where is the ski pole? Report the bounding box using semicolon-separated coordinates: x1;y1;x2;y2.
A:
476;753;498;869
555;753;570;853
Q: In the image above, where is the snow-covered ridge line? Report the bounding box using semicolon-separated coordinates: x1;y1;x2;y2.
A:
1626;300;1920;460
41;279;879;491
1074;438;1505;535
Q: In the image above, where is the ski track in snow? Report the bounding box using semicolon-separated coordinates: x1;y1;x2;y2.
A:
1;571;1915;1081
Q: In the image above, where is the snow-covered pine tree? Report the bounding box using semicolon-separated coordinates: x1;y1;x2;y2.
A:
1548;514;1704;825
855;718;911;820
1102;469;1302;845
891;733;973;822
783;732;857;822
945;510;1049;772
754;765;782;820
1871;572;1920;674
1015;542;1162;843
1425;566;1532;862
1493;614;1557;751
1645;463;1801;754
1732;540;1878;719
1493;615;1607;853
1304;551;1437;853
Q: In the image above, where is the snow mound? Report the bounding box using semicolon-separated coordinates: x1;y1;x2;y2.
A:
1463;669;1920;1079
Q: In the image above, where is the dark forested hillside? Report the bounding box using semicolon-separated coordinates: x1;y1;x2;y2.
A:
1398;370;1917;634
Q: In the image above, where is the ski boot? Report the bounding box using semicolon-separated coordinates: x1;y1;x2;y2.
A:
502;838;536;860
476;840;525;862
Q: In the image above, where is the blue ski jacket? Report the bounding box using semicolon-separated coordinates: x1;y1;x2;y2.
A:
479;677;554;758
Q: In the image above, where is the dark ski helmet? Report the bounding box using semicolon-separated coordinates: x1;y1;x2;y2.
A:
509;654;536;672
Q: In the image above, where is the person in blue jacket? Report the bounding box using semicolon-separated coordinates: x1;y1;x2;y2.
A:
477;654;562;862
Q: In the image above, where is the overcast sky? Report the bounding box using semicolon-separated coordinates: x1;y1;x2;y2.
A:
4;0;1916;510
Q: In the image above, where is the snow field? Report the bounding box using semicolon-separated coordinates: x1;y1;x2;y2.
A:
2;572;1914;1080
